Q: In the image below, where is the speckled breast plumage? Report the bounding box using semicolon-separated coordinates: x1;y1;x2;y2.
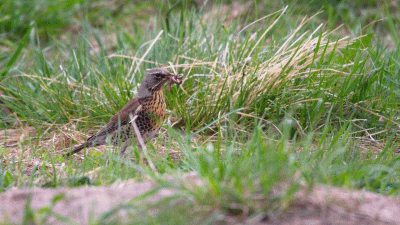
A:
111;89;166;145
136;89;166;139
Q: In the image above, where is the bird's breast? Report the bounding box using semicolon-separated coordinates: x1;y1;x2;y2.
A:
137;89;166;134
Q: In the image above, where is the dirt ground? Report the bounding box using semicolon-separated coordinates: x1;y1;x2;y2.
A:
1;172;400;224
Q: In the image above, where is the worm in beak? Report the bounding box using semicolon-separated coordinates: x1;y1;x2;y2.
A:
167;73;183;92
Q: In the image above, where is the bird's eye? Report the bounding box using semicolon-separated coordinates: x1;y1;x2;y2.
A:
155;74;162;79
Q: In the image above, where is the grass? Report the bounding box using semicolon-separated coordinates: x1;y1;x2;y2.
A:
1;0;400;223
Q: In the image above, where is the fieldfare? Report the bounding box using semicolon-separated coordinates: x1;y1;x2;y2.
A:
65;68;183;156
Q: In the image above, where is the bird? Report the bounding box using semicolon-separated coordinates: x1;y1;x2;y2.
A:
65;67;183;157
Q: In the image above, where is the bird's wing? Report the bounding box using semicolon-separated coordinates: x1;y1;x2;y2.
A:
64;98;142;157
86;97;142;143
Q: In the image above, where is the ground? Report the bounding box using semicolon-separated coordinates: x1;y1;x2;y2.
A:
1;173;400;224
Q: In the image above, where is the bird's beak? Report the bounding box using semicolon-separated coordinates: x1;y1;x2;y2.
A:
165;72;183;84
165;72;174;80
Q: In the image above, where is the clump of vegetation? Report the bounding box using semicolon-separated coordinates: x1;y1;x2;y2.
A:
1;0;400;223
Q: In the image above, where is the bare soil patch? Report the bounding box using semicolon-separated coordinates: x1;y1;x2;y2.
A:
1;174;400;224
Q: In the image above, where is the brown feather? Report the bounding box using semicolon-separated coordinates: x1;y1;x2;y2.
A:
64;98;141;156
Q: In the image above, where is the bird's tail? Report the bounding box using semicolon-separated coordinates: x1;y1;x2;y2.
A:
64;143;86;157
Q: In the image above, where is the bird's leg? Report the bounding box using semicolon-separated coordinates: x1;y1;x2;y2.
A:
119;139;132;157
128;104;144;149
129;113;146;149
128;112;157;172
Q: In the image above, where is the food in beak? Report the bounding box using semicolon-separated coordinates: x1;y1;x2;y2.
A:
167;73;183;92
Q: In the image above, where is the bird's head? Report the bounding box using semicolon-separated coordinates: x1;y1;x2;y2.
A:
138;68;182;98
